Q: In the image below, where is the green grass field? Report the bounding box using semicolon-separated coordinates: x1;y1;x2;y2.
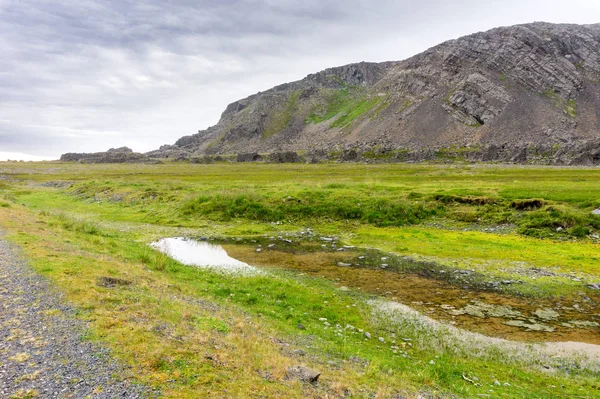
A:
0;161;599;398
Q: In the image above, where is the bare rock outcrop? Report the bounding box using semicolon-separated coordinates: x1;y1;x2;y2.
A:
60;147;147;163
160;22;600;165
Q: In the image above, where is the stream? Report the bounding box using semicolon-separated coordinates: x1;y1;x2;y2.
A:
151;236;600;345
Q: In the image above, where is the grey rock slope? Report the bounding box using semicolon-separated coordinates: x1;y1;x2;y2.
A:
155;22;600;164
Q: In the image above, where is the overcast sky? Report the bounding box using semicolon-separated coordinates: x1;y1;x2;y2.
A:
2;0;600;160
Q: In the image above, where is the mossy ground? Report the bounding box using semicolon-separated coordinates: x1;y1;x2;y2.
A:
0;161;599;398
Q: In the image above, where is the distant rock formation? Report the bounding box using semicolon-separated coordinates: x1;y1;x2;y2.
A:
60;147;148;163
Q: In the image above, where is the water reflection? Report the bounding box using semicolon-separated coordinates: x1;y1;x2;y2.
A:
150;237;259;274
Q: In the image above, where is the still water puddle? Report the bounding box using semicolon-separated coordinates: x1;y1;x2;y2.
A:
150;237;259;275
151;237;600;344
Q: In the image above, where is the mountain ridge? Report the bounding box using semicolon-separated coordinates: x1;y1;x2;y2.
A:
63;22;600;164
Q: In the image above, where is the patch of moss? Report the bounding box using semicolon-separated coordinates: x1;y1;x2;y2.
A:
305;87;352;124
543;90;577;119
565;99;577;118
330;96;382;129
434;145;481;161
369;96;391;120
262;90;301;139
398;98;414;112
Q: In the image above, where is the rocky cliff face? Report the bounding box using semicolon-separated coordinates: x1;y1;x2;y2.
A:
147;22;600;164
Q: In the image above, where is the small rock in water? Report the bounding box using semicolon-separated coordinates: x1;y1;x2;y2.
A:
569;320;600;327
533;308;560;321
504;320;555;332
286;365;320;383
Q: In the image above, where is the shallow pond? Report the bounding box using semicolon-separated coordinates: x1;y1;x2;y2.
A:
150;237;258;274
152;237;600;345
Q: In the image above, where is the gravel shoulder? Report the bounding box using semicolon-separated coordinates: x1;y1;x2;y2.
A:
0;236;153;399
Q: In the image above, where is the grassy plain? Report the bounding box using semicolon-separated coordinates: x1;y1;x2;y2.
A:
0;161;599;398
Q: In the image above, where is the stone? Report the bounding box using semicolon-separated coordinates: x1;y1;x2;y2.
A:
504;320;555;332
268;151;303;163
237;153;263;162
448;301;522;319
286;366;320;383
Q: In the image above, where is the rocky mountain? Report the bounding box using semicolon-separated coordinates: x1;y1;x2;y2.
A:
61;23;600;165
144;22;600;164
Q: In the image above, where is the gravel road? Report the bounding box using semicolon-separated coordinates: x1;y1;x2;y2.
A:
0;237;154;398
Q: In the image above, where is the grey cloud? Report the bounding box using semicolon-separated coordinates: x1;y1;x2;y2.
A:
1;0;600;159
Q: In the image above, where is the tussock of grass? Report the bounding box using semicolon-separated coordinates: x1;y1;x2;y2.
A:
517;204;600;237
510;198;544;210
181;191;443;227
432;193;497;206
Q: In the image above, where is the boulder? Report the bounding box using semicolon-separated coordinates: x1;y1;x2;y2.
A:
268;151;303;163
237;153;263;162
286;365;320;383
